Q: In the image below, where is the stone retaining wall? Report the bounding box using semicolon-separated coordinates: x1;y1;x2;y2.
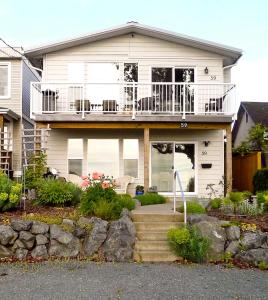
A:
188;214;268;266
0;209;136;262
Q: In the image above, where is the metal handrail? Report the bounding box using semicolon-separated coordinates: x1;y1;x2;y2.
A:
173;170;187;225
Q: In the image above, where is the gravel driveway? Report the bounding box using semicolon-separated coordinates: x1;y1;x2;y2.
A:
0;261;267;300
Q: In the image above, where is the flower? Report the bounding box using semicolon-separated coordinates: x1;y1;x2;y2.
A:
92;172;103;180
101;181;110;189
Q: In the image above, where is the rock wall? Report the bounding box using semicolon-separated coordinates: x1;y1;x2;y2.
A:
188;214;268;266
0;209;136;262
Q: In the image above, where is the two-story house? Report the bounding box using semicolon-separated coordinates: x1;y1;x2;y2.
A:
0;46;39;178
25;22;242;198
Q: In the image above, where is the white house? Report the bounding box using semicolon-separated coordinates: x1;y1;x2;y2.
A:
25;22;242;198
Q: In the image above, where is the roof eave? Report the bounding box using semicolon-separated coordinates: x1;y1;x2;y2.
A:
24;23;242;65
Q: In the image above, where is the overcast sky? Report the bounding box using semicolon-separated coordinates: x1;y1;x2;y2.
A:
1;0;268;105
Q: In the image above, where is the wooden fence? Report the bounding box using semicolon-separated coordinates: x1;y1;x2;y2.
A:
232;152;262;192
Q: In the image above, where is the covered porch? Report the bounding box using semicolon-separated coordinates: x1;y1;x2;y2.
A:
36;121;232;198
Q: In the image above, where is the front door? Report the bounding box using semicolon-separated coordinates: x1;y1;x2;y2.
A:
151;142;196;193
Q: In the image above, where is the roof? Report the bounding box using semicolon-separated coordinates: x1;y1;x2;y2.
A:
25;22;242;66
0;47;23;59
232;101;268;141
0;107;20;120
241;102;268;125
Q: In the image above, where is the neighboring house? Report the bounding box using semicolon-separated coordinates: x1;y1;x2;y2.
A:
0;46;40;177
25;22;242;197
232;102;268;147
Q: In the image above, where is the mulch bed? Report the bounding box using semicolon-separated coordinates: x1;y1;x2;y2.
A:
208;210;268;232
0;201;76;225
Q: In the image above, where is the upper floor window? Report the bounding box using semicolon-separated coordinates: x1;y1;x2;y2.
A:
0;62;10;98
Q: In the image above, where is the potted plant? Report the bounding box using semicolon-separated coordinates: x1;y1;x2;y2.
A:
135;185;144;196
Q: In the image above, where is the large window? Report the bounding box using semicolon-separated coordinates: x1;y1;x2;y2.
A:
68;139;83;176
123;139;139;178
88;139;119;178
0;62;10;98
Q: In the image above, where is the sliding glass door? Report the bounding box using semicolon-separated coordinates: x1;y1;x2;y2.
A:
151;142;196;193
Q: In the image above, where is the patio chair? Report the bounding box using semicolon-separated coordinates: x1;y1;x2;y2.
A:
67;174;83;186
114;175;135;194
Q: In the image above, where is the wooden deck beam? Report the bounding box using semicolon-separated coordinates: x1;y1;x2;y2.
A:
36;121;230;130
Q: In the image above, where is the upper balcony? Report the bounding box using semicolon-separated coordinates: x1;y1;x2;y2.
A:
30;82;236;122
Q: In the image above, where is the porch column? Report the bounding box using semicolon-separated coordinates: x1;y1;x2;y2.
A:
82;138;88;176
226;124;232;194
144;128;150;192
0;115;4;130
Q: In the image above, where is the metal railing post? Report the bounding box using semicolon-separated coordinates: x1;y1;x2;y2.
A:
132;82;136;120
82;83;85;119
183;83;186;120
174;170;187;225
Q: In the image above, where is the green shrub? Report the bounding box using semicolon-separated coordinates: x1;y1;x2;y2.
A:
135;193;166;206
0;171;22;212
117;194;136;211
210;198;222;209
167;226;210;263
178;201;205;214
24;152;47;190
80;183;135;220
256;191;268;212
36;179;82;206
253;168;268;193
228;192;245;214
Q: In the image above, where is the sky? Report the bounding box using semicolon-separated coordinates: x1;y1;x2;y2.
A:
1;0;268;105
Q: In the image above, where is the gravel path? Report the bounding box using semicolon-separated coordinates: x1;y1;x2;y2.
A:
0;261;267;300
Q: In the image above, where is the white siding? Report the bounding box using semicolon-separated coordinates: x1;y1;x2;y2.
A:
43;34;226;83
46;128;224;198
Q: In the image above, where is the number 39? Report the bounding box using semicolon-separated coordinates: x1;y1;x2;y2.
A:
210;75;216;80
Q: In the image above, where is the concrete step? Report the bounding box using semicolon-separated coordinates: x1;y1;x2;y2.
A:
134;222;182;231
133;250;181;262
132;212;183;223
135;240;170;251
136;230;169;241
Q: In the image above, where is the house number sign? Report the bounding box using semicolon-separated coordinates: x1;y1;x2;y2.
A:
180;122;188;128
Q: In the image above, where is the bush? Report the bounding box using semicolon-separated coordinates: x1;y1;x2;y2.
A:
178;201;205;214
24;152;47;190
23;214;63;225
256;191;268;212
135;193;166;206
36;179;82;206
253;168;268;193
167;226;210;263
79;183;135;220
0;171;22;212
209;198;222;209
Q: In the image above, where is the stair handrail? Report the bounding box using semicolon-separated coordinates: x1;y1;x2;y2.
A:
173;170;187;225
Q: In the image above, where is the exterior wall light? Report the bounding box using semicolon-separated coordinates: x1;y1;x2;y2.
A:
203;140;210;147
204;67;209;74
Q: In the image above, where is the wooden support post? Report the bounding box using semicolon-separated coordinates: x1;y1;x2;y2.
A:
226;124;232;194
0;115;4;130
144;128;150;193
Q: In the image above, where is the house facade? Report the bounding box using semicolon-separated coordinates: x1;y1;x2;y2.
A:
0;47;39;177
25;22;242;197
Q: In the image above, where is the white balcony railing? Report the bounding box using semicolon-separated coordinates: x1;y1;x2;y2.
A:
30;82;236;119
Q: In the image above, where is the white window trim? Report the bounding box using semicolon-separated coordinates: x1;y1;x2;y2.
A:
0;62;11;99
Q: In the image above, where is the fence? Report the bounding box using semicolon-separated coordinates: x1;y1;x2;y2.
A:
232;152;262;192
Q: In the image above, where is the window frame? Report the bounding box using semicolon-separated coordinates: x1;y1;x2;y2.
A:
0;62;11;99
67;138;83;176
